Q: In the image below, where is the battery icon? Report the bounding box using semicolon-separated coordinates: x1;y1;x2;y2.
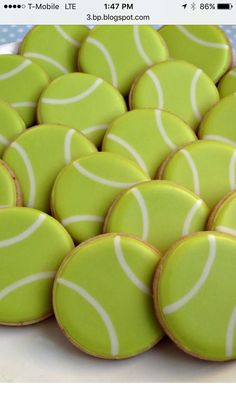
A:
217;3;233;9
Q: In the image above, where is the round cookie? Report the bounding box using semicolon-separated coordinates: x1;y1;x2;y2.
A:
53;233;164;359
129;60;219;131
199;95;236;146
159;25;231;83
104;180;209;252
154;231;236;361
0;207;74;325
207;190;236;237
102;109;197;178
158;140;236;210
78;25;169;96
38;72;127;147
0;100;25;156
0;55;49;127
0;160;22;208
20;25;89;80
3;124;96;213
51;152;149;243
218;67;236;98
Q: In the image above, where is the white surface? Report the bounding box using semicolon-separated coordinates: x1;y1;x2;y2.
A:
0;317;235;383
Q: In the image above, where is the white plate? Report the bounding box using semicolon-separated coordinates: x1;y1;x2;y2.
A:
0;41;236;383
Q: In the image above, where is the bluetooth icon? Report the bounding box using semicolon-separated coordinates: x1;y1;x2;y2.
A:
191;2;196;9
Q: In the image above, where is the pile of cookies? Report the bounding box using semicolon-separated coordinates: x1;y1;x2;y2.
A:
1;25;236;362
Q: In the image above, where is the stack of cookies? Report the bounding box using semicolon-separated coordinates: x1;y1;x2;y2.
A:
0;24;236;362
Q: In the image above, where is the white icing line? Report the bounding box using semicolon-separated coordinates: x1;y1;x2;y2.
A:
11;102;36;108
62;215;104;226
41;79;103;105
73;161;137;189
203;134;236;147
147;69;164;108
64;128;75;164
107;133;148;174
163;235;216;315
133;26;153;66
114;236;150;295
57;278;119;356
23;52;69;74
177;25;229;49
216;225;236;237
190;69;202;123
0;271;55;301
0;135;9;146
131;188;149;241
155;109;177;150
180;149;200;195
229;150;236;190
226;306;236;357
182;200;203;236
0;205;10;209
230;71;236;77
0;213;45;248
81;124;108;135
11;142;36;208
0;59;31;81
86;37;118;88
54;25;80;47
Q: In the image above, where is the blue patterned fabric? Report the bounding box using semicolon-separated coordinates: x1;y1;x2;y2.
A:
0;25;236;51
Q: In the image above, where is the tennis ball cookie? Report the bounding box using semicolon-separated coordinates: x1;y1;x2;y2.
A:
104;180;209;252
3;124;96;213
129;60;219;131
51;152;149;243
218;67;236;98
102;109;197;178
38;73;127;147
154;231;236;361
199;95;236;146
0;160;22;208
159;25;231;83
20;25;89;80
158;140;236;210
0;207;74;325
53;233;164;359
207;190;236;237
0;55;49;127
0;100;25;156
78;25;168;96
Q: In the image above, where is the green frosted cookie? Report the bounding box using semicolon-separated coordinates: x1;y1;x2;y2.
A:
199;95;236;146
0;55;49;127
158;140;236;209
51;152;149;243
0;207;74;325
102;109;197;178
53;233;164;359
218;67;236;98
0;100;25;156
38;73;127;147
78;25;169;96
0;160;22;208
208;190;236;237
159;25;231;83
129;60;219;131
154;231;236;361
3;124;96;213
20;25;89;80
104;180;209;252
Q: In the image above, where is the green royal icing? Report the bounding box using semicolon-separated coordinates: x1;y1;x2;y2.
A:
130;60;219;131
209;190;236;236
0;100;25;156
218;67;236;98
0;207;74;325
155;232;236;361
20;25;89;80
3;124;96;213
53;233;163;359
0;162;18;208
159;25;231;83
